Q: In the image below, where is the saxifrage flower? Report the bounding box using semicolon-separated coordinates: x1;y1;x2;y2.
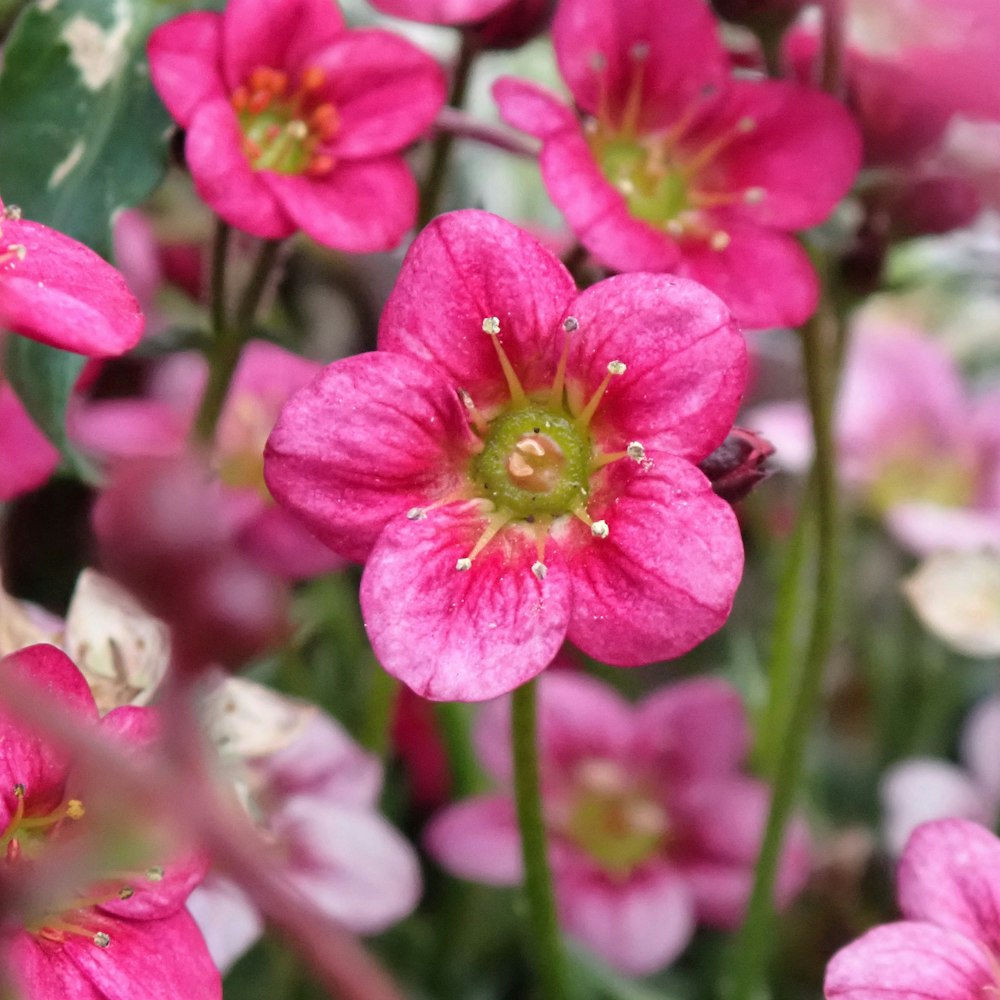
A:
264;209;747;701
494;0;861;328
0;643;219;1000
148;0;446;251
426;672;811;974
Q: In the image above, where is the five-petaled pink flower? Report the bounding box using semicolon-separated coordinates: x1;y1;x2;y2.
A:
426;672;811;974
264;209;747;701
147;0;446;251
0;199;143;357
493;0;861;328
0;644;219;999
825;818;1000;1000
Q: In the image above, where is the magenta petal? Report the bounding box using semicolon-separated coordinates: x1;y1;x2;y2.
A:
566;272;745;460
565;455;744;665
378;210;576;407
368;0;509;25
0;221;144;357
492;77;579;140
237;506;344;581
147;12;225;127
424;795;523;884
186;876;263;974
557;861;696;975
266;158;417;253
674;223;819;330
264;351;473;563
360;505;573;701
0;381;60;501
824;921;996;1000
551;0;727;130
897;818;1000;954
313;30;445;158
69;398;187;459
184;99;294;240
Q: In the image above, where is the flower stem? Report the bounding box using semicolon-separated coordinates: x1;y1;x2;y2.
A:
512;678;569;1000
418;29;479;228
193;235;282;443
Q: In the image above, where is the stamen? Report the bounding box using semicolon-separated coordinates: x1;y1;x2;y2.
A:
573;507;610;539
620;41;650;137
690;186;767;209
531;561;547;580
0;243;26;268
93;932;111;948
681;116;756;178
1;784;26;848
4;204;23;221
549;316;578;406
482;317;526;406
458;387;490;436
575;360;626;429
709;231;731;251
145;866;165;882
626;441;652;470
454;511;514;570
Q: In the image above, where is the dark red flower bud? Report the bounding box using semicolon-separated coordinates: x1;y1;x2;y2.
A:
699;427;776;503
472;0;555;50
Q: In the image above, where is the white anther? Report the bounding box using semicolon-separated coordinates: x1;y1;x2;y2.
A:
627;442;654;472
145;866;164;882
591;520;609;539
287;119;309;139
737;116;756;133
710;231;731;251
666;219;685;237
531;561;547;581
617;178;636;196
406;507;426;521
626;800;669;836
630;41;650;60
3;204;22;221
93;932;111;948
4;243;26;261
744;186;766;203
607;360;626;376
482;316;501;335
455;557;472;571
563;316;579;333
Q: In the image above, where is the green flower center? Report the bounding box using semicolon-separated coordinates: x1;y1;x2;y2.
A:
868;447;977;512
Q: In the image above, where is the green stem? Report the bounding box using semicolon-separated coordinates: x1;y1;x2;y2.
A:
512;679;569;1000
729;305;842;1000
193;236;282;443
433;701;486;798
820;0;846;95
417;30;479;228
209;218;230;342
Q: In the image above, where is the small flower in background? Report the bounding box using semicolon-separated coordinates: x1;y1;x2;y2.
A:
880;695;1000;857
369;0;555;49
493;0;861;328
147;0;446;251
0;644;219;1000
825;819;1000;1000
0;378;60;503
0;199;144;358
426;672;810;975
265;209;747;701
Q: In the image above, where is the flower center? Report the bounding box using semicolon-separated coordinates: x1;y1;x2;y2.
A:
231;66;339;176
562;759;668;877
868;445;978;513
215;393;274;499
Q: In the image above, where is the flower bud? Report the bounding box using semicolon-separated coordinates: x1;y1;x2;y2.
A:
698;427;775;503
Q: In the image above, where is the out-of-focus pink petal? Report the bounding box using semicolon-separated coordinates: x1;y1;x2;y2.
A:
236;506;344;581
564;455;744;665
360;505;572;701
565;272;746;461
492;77;578;140
186;875;263;974
378;210;576;407
634;678;750;780
880;759;993;858
962;695;1000;802
70;399;187;459
424;794;523;884
0;382;60;501
824;920;996;1000
184;99;294;240
674;223;819;329
275;797;421;934
312;30;445;159
885;503;1000;556
368;0;509;25
266;158;417;253
552;0;727;130
264;351;473;564
556;861;696;976
897;818;1000;953
147;12;225;127
743;400;813;473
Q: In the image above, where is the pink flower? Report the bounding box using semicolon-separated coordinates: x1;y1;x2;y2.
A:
0;644;219;999
0;379;59;502
264;210;747;701
825;818;1000;1000
0;200;143;357
426;672;810;974
493;0;861;328
148;0;446;251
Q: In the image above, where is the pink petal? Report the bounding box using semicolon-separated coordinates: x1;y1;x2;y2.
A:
564;455;744;665
367;0;510;25
551;0;727;131
266;157;418;253
0;221;144;357
565;272;746;461
264;351;473;563
311;30;445;159
221;0;345;90
742;400;813;473
184;99;294;240
378;210;576;408
236;505;344;580
424;794;523;884
885;503;1000;556
556;860;696;976
674;222;819;329
147;12;225;127
962;696;1000;803
186;876;263;974
275;796;421;933
0;381;60;501
824;921;996;1000
360;504;573;701
69;399;187;459
897;818;1000;953
633;677;750;780
492;77;579;140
